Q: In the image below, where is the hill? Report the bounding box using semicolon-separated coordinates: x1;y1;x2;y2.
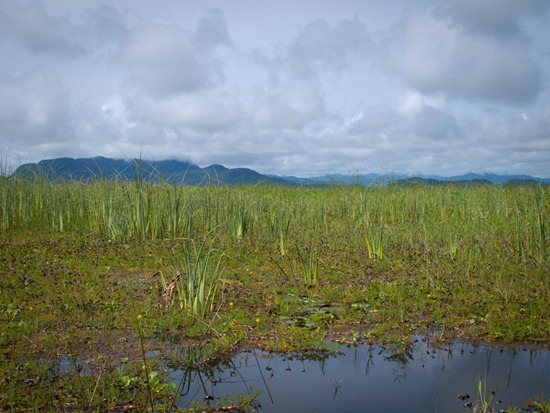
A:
12;157;548;186
13;157;291;186
282;172;548;187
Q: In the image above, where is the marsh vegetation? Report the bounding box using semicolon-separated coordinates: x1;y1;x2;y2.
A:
0;176;548;411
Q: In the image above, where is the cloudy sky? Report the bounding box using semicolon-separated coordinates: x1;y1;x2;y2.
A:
1;0;549;177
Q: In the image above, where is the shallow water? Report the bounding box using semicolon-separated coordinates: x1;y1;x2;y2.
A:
168;338;550;413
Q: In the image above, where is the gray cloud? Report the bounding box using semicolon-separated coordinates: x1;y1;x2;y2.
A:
113;8;232;98
288;17;371;78
0;1;85;57
117;23;224;96
83;3;128;49
387;8;541;103
436;0;549;37
0;70;71;143
412;106;461;140
193;8;232;51
479;110;550;151
332;102;549;177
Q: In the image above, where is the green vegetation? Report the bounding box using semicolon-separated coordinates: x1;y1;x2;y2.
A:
0;176;548;411
160;236;224;317
462;377;550;413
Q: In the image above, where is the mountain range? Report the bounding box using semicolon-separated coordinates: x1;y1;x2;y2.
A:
12;157;549;186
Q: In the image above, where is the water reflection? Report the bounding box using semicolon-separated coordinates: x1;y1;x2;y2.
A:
168;339;549;412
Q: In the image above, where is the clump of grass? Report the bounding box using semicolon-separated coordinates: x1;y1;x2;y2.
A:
364;225;383;259
296;243;319;285
459;377;550;413
521;394;550;413
473;375;498;413
160;236;224;317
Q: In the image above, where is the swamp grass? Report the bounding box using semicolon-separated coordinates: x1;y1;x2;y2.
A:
0;176;548;411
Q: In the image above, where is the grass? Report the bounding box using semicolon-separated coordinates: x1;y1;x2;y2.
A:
0;176;548;410
296;242;320;285
160;235;224;317
461;377;550;413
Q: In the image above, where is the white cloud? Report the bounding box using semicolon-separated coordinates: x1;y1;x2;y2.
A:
397;91;424;120
250;83;325;130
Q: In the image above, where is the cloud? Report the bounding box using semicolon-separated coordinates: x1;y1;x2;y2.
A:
338;103;550;177
250;82;325;130
117;24;218;96
0;1;86;57
193;8;232;51
412;105;461;141
467;111;550;175
397;91;425;120
1;1;547;178
132;88;244;132
387;8;541;103
116;8;232;97
242;16;371;131
345;110;398;137
288;17;371;78
0;70;71;144
437;0;549;37
83;3;128;50
479;110;550;149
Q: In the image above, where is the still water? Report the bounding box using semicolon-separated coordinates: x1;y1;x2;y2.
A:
169;339;549;412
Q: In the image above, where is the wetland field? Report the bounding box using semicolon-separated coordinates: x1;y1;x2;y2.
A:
0;177;548;412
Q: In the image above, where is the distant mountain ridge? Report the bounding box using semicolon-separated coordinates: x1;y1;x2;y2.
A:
13;157;291;186
12;157;549;186
281;172;549;186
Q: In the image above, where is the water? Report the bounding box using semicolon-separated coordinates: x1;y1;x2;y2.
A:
168;338;550;412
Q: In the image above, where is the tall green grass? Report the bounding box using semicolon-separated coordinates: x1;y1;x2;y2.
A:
2;174;548;412
160;237;224;317
1;176;548;269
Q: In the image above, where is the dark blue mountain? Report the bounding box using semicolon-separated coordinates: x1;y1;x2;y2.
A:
14;157;291;186
12;157;548;186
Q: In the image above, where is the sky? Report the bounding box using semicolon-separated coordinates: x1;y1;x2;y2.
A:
0;0;549;178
